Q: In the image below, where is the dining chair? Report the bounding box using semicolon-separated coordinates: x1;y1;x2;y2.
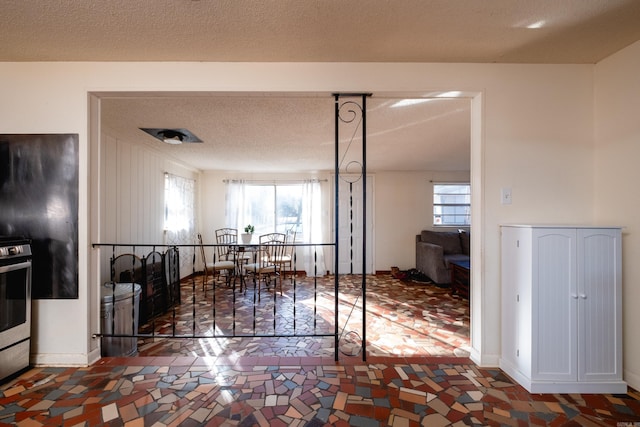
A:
216;227;251;264
243;232;286;300
271;229;296;289
214;228;237;261
197;233;235;293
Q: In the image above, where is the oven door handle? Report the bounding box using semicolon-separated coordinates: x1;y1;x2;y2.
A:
0;260;32;273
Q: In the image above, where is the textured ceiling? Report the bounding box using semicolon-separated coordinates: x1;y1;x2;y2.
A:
101;94;471;172
6;0;640;172
2;0;640;64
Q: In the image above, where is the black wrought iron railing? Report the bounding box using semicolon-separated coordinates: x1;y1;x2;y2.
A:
92;242;340;360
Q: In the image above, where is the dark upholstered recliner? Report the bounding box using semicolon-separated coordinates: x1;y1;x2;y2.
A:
415;230;470;284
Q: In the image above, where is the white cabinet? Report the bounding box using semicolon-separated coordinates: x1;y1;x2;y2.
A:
500;225;625;393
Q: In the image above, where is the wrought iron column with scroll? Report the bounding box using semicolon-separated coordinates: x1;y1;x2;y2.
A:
334;93;371;361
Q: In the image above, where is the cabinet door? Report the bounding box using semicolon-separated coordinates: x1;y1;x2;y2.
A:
501;227;532;374
577;228;622;382
532;228;577;381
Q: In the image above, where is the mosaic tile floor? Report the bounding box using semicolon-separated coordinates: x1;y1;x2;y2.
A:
1;274;638;425
136;273;471;359
2;355;639;426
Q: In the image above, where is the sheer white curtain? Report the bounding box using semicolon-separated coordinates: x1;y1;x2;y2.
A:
224;179;246;231
164;173;195;274
301;179;326;276
224;178;326;277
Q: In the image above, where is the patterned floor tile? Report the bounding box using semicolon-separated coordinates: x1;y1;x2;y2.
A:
136;273;470;360
1;275;639;425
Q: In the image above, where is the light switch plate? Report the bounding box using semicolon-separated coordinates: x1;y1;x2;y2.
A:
501;188;512;205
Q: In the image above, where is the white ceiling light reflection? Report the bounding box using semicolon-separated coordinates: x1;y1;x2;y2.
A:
390;98;435;108
435;91;462;98
391;91;463;108
514;19;547;29
527;20;546;29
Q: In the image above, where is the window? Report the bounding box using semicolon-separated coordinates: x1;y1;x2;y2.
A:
243;183;302;236
164;173;196;274
226;179;326;275
164;173;195;233
433;183;470;226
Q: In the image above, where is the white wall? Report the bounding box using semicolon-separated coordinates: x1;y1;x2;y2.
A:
594;40;640;391
88;126;200;361
375;170;470;271
0;61;600;371
99;126;199;282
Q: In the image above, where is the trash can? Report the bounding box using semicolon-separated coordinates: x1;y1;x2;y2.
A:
100;282;141;357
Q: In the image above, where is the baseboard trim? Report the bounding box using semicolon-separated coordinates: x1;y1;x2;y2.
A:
32;352;92;367
470;348;500;367
624;368;640;392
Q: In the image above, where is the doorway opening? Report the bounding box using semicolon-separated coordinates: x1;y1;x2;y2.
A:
89;91;479;361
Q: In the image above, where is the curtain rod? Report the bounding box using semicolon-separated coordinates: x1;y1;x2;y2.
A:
223;178;328;184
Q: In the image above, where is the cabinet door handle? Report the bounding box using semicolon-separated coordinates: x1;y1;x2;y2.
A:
580;294;587;299
571;294;579;299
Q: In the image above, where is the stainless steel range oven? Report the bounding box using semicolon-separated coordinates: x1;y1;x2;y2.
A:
0;237;32;381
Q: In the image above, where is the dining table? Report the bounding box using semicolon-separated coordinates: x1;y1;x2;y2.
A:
226;243;260;291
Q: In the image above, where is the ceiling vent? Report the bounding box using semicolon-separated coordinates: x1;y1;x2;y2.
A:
140;128;202;145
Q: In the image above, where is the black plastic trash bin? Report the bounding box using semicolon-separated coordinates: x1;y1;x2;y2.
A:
100;282;141;357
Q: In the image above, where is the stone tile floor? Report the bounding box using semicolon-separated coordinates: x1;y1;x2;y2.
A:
1;274;639;426
2;355;639;426
136;273;471;359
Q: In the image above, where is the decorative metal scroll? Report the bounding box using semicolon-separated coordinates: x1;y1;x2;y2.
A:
333;93;371;361
336;99;365;184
